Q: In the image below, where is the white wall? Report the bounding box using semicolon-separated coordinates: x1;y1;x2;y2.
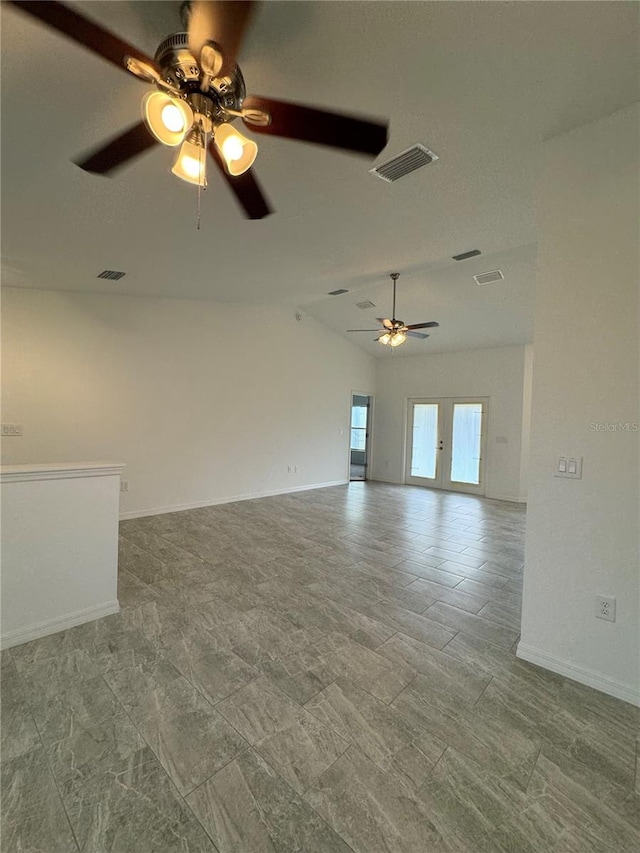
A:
519;104;639;706
371;345;529;502
1;288;375;517
1;464;121;648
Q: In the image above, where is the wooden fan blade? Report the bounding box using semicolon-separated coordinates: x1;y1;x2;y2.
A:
242;96;388;157
188;1;255;77
7;1;160;78
209;144;272;219
406;321;439;330
377;318;394;330
75;122;157;175
406;331;430;340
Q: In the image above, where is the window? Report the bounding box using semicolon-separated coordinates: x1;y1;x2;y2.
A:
350;405;368;450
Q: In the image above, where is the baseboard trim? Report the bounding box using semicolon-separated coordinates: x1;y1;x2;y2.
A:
516;642;640;707
1;601;120;650
119;479;349;520
486;494;527;504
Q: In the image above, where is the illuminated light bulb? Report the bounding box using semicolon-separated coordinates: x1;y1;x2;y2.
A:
221;134;244;162
171;128;207;186
142;91;193;146
161;103;185;133
214;122;257;176
180;155;201;180
378;332;392;346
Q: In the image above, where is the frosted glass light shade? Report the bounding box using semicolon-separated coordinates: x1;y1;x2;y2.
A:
171;135;207;186
142;92;193;146
389;332;407;347
214;123;257;176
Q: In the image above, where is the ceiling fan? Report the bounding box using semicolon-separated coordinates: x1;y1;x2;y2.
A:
7;0;389;220
348;273;439;348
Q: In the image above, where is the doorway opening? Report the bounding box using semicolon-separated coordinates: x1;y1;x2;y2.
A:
405;397;488;495
350;394;372;481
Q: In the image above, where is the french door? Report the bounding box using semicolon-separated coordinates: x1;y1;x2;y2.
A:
405;397;488;495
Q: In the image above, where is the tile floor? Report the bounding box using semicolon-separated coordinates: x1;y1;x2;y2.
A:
1;483;639;852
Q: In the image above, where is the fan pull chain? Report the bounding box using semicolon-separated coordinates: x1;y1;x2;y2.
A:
196;142;204;230
195;122;206;231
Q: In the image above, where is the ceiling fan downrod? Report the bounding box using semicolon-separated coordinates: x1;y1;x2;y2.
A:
390;272;399;321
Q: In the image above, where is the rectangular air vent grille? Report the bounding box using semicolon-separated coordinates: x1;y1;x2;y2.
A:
474;269;504;286
328;288;349;296
356;300;376;310
97;270;126;281
370;144;439;183
452;249;481;261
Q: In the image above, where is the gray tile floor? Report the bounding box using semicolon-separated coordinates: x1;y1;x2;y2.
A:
2;483;639;852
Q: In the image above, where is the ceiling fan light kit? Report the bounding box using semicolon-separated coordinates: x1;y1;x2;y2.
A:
8;0;389;220
139;29;259;185
378;329;407;348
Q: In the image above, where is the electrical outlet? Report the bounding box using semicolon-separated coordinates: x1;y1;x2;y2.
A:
120;481;129;492
595;595;616;622
294;465;300;473
287;465;292;473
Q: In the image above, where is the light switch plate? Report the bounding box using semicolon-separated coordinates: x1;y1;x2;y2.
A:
554;456;583;479
1;424;23;436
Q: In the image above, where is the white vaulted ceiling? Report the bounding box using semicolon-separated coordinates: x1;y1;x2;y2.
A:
1;1;638;355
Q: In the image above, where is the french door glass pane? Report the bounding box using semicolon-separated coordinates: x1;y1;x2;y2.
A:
411;404;439;479
450;403;482;484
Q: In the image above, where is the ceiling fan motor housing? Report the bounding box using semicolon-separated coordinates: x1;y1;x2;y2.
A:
154;32;246;124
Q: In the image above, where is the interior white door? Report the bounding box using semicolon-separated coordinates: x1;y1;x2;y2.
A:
406;398;488;495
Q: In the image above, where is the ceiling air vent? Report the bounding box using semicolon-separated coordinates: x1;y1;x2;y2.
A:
328;288;349;296
452;249;481;261
370;144;439;183
356;300;376;310
474;269;504;286
97;270;126;281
